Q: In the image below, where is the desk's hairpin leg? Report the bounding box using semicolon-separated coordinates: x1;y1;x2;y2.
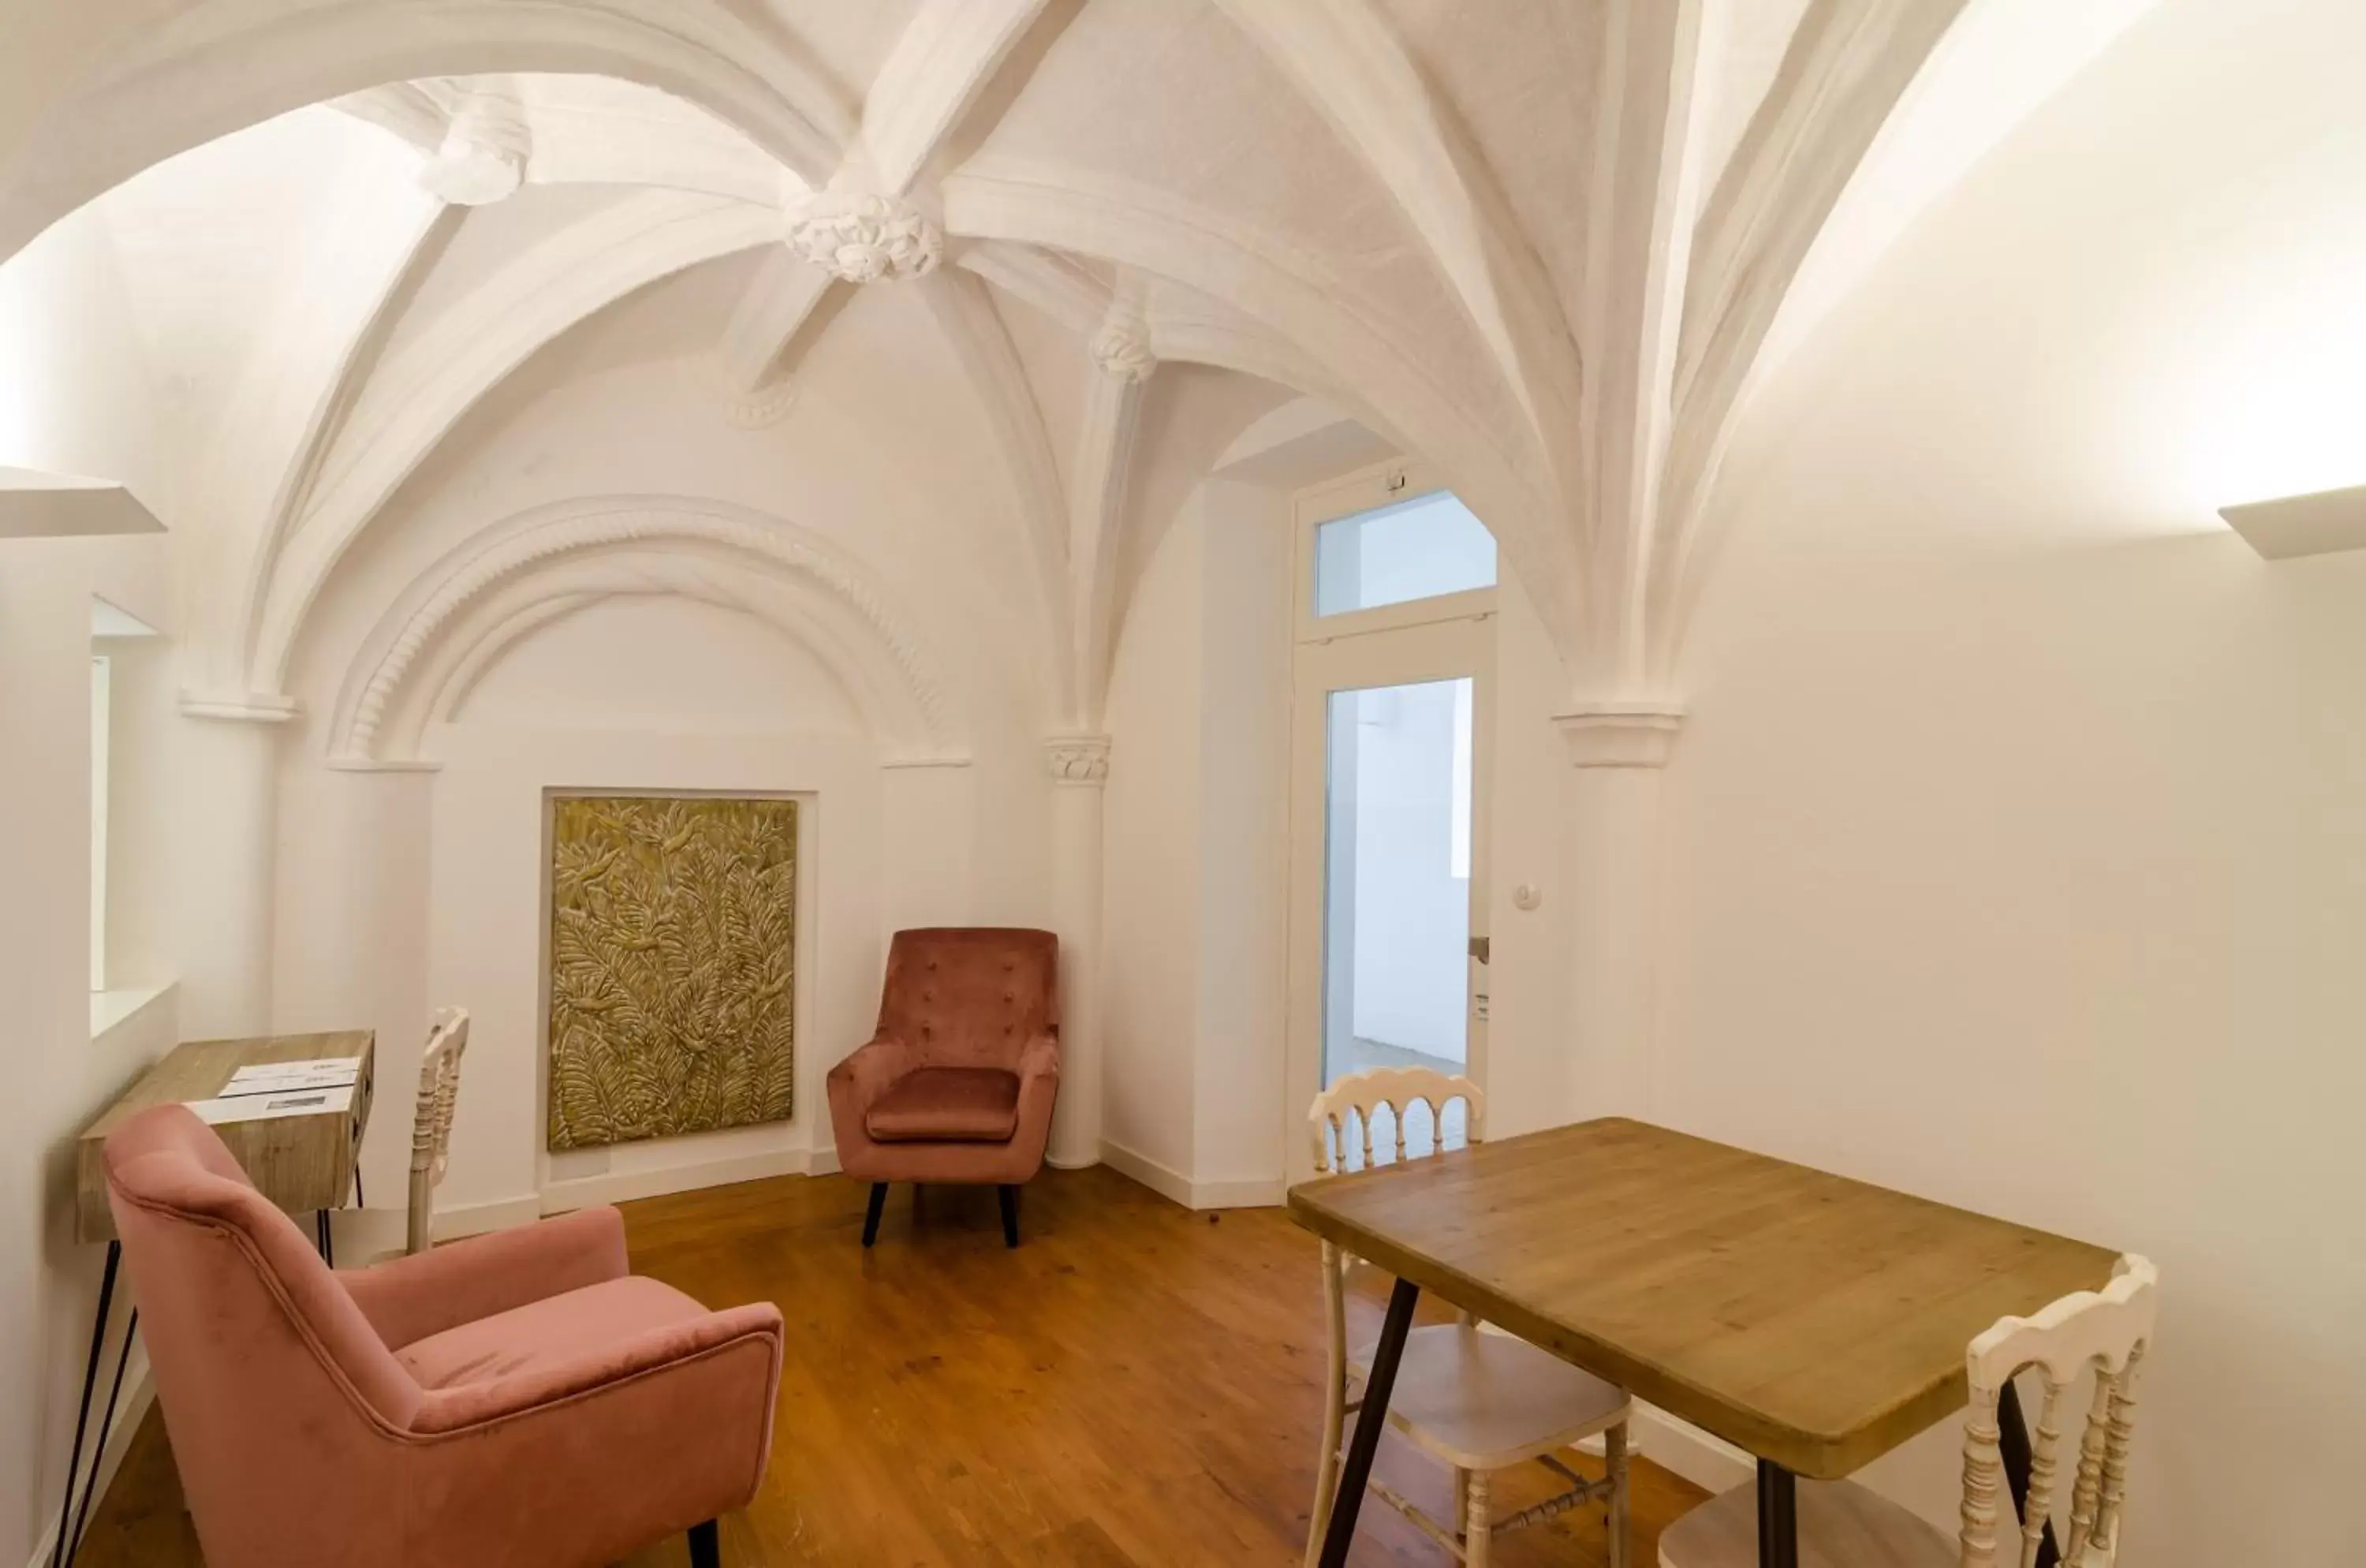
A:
51;1241;120;1568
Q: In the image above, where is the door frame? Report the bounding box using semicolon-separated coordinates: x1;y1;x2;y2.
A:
1282;463;1497;1184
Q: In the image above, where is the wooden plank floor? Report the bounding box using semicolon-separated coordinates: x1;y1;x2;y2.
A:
74;1165;1706;1566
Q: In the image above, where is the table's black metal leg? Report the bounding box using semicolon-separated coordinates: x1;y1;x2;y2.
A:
315;1209;335;1266
1756;1462;1798;1568
1998;1378;2061;1568
353;1166;365;1208
51;1241;119;1568
64;1306;139;1566
1316;1276;1419;1568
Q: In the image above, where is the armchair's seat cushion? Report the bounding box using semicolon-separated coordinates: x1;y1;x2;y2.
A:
395;1275;706;1391
865;1067;1021;1144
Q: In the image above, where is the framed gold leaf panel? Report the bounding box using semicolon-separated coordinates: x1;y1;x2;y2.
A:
547;794;799;1152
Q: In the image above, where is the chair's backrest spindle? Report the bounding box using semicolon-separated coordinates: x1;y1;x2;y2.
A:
2016;1378;2066;1568
1306;1067;1486;1178
405;1007;470;1256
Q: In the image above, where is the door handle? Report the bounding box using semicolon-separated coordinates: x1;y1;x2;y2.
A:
1468;935;1490;965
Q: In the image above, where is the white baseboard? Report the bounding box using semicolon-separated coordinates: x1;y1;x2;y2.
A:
1632;1404;1754;1495
417;1147;848;1246
1195;1174;1285;1208
1099;1139;1195;1206
1099;1141;1284;1211
28;1360;157;1568
539;1145;825;1213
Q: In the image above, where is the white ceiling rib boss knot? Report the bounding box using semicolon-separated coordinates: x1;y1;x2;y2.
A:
0;0;1989;763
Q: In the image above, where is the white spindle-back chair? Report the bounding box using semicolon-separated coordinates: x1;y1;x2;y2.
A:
1656;1255;2159;1568
1304;1067;1633;1568
405;1007;470;1257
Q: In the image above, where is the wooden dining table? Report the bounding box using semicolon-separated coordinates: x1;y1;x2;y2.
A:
1287;1117;2118;1568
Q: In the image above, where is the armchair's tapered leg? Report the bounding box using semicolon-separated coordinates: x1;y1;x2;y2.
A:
998;1185;1021;1249
861;1183;889;1248
688;1518;720;1568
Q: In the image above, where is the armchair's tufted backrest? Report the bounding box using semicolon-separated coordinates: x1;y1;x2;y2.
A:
877;927;1059;1072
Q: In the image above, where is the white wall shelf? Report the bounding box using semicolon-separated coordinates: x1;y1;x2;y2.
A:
0;468;164;539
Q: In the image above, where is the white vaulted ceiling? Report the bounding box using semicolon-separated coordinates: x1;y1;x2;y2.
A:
0;0;2144;734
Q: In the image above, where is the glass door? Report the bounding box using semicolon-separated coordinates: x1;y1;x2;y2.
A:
1321;676;1476;1089
1285;466;1495;1178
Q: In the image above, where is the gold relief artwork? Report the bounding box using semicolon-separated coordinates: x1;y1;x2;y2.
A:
547;795;798;1152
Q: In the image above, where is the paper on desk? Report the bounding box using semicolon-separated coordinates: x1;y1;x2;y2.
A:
221;1057;361;1097
188;1084;355;1125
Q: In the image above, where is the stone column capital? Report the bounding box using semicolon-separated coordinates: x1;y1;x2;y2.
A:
1553;702;1684;767
1044;733;1111;786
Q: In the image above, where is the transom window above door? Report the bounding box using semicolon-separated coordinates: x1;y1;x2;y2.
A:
1297;466;1498;641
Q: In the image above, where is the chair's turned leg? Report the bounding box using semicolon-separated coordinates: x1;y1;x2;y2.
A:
1465;1469;1491;1568
861;1183;888;1249
1605;1421;1630;1568
998;1184;1021;1249
687;1518;720;1568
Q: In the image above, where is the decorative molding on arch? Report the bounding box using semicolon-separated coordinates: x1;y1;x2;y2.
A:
0;0;852;267
328;498;968;766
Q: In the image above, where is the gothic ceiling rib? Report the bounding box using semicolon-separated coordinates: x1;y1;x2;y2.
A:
2;0;2003;719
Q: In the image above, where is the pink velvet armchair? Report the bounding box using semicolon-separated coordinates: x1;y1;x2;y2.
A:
103;1104;782;1568
827;927;1061;1249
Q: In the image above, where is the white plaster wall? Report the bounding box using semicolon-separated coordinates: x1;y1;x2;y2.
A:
268;267;1059;1230
1190;479;1292;1196
0;194;185;1567
1657;1;2366;1556
1099;502;1205;1183
0;533;177;1568
424;718;880;1219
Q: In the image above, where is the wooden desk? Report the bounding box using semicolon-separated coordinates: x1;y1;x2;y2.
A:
77;1029;375;1245
1289;1117;2117;1568
57;1031;375;1568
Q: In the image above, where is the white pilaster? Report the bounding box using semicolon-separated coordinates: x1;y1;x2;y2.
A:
173;694;295;1038
1044;734;1109;1168
1553;702;1683;1126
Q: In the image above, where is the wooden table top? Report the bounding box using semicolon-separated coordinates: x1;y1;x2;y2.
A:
77;1030;375;1245
1286;1117;2118;1479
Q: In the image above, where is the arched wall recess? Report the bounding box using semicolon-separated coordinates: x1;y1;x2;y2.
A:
0;0;851;267
327;498;969;767
389;553;929;756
